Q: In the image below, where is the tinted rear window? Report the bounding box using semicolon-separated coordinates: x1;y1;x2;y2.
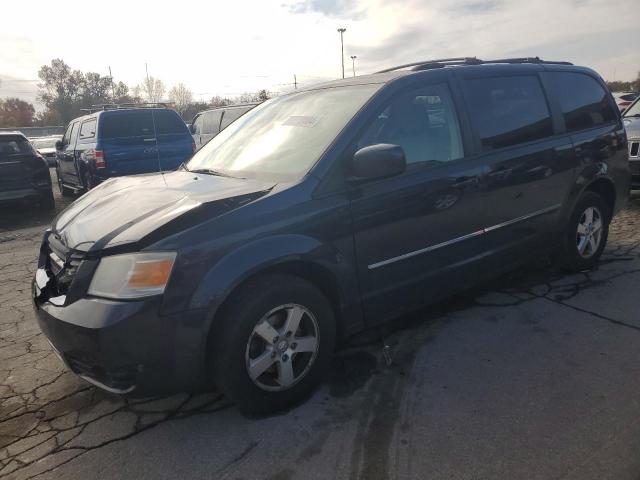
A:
552;72;616;132
154;110;189;135
0;136;33;156
463;75;553;151
100;111;154;138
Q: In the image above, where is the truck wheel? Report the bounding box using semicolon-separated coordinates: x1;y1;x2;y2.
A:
83;171;94;191
56;170;74;197
210;274;336;415
554;191;610;271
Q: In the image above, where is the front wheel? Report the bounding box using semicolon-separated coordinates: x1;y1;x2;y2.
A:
554;191;610;271
210;274;336;415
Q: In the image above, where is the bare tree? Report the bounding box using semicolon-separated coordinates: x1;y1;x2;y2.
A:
168;83;193;115
137;76;166;102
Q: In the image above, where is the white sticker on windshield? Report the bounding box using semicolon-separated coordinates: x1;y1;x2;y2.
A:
283;116;318;127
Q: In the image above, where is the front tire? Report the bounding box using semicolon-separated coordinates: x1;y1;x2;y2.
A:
554;191;610;271
210;274;336;415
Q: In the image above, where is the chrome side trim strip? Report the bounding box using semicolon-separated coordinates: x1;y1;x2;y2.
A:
367;203;562;270
368;229;485;270
482;204;562;233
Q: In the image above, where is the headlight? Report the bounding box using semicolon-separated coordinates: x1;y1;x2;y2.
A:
88;252;176;299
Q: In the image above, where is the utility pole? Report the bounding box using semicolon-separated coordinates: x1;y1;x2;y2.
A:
337;28;346;79
350;55;357;77
294;74;297;90
108;66;116;102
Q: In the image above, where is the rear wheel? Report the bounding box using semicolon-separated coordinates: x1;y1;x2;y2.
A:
56;168;74;197
40;190;55;211
554;191;610;271
210;274;336;415
82;170;94;191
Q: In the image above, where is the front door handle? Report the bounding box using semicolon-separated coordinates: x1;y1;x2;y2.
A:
453;175;478;188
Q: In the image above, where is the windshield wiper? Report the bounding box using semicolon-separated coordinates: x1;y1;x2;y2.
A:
188;168;245;179
624;114;640;118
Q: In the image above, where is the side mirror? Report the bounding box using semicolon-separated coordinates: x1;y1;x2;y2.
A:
55;140;63;151
349;143;406;182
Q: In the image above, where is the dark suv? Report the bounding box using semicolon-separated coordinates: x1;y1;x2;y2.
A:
55;105;194;194
33;57;629;414
1;132;54;210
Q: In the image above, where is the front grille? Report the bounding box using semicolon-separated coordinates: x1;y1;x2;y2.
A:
45;235;84;297
630;140;639;158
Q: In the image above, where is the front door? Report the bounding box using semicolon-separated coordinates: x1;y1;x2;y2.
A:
349;82;489;324
57;121;80;186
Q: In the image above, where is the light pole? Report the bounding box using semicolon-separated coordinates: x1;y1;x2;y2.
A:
337;28;346;79
350;55;357;77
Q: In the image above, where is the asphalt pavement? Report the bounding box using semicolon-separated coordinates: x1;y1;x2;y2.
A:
2;172;640;479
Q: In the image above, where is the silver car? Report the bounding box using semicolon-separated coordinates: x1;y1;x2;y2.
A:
622;97;640;188
190;103;258;151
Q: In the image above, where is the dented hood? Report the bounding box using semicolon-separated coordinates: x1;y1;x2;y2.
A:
52;170;273;251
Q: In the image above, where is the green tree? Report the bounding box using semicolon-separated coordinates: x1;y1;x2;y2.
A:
0;97;36;127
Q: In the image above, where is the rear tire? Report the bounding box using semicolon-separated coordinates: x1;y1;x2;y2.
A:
82;170;94;191
210;274;336;415
40;190;55;211
56;168;74;197
554;191;610;271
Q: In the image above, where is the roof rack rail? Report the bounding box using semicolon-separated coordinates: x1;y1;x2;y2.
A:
376;57;479;73
80;102;171;113
376;56;572;74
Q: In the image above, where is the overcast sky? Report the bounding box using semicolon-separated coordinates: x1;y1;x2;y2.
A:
1;0;638;108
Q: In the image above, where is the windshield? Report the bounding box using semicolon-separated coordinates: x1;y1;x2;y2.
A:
31;137;58;149
186;84;381;182
623;98;640;117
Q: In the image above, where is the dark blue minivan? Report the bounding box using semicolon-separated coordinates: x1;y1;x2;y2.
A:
55;106;194;194
35;58;630;415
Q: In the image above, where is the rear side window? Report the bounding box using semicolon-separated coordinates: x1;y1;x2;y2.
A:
463;75;553;151
0;136;33;156
220;107;251;130
154;110;189;135
79;119;96;139
203;111;222;134
100;111;154;138
552;72;616;132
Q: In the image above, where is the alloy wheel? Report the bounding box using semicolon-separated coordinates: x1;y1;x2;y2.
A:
576;206;603;259
245;304;320;392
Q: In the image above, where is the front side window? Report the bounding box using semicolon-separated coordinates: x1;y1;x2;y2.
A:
552;72;616;132
203;110;222;135
62;124;73;146
192;115;204;135
356;83;463;167
463;75;553;151
220;107;252;130
186;84;381;182
69;122;80;146
623;98;640;118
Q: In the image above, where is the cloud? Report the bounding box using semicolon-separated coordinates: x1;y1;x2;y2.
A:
288;0;360;16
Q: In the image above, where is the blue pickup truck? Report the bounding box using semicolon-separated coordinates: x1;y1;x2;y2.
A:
55;105;194;194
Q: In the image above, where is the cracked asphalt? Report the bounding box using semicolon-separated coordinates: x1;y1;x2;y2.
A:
2;171;640;479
